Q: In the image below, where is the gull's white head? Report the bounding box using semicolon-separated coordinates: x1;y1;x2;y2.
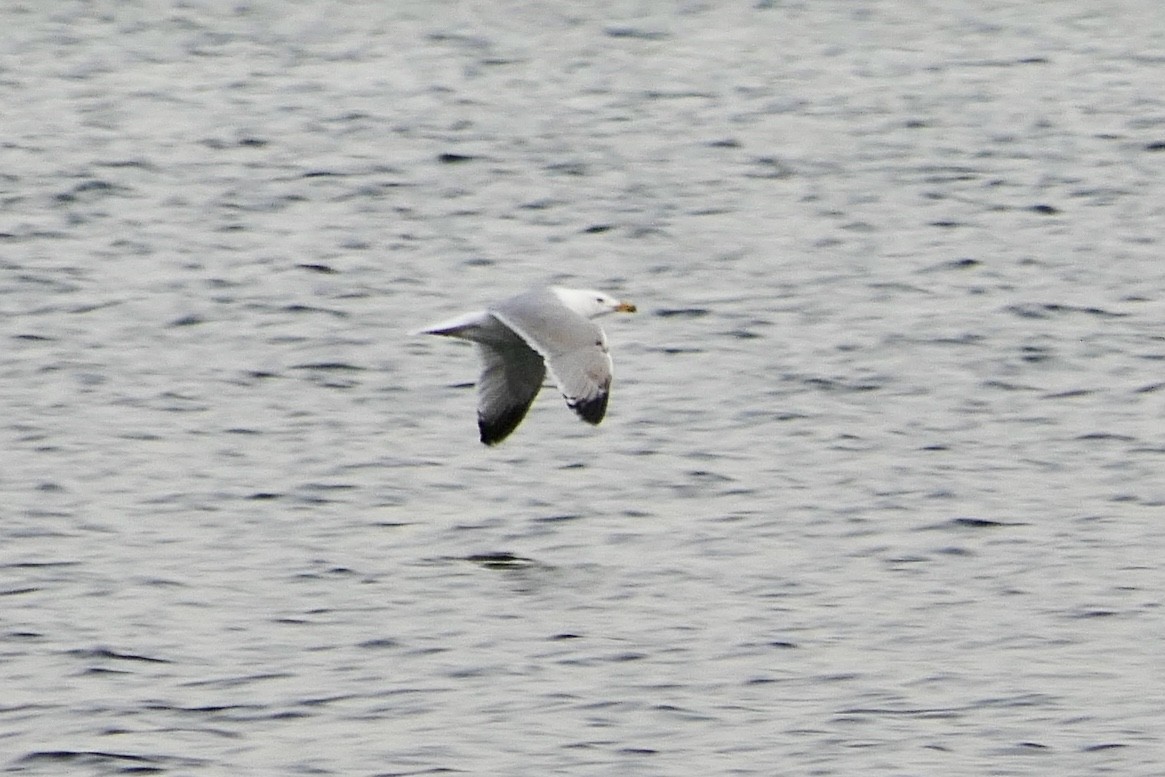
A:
551;287;637;319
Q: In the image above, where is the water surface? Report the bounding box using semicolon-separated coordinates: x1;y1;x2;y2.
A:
2;2;1163;775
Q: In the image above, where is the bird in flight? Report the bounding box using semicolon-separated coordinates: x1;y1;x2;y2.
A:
415;286;637;445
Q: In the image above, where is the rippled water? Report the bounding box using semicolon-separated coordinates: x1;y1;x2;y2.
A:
3;2;1164;775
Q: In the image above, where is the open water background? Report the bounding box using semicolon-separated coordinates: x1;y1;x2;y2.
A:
2;1;1164;774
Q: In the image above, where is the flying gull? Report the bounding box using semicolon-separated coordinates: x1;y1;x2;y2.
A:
415;286;637;445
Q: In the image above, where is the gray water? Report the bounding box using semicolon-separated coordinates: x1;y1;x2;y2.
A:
2;1;1164;775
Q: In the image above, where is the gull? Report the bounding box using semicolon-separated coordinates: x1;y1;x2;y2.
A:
415;286;637;445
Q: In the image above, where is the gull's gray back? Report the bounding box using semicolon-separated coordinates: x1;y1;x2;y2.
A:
490;288;603;355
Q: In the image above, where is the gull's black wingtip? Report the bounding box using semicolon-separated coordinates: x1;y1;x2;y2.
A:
478;404;533;446
568;391;609;426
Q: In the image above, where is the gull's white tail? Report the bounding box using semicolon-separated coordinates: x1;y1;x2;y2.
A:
412;310;491;339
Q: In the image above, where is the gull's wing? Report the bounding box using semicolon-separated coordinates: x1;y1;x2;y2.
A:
475;336;547;446
545;343;611;424
490;292;613;426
